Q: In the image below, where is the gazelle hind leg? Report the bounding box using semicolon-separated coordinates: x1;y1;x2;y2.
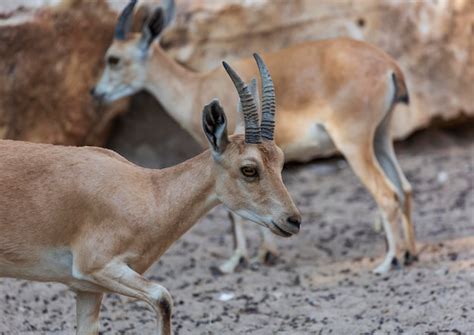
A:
324;71;408;273
401;189;417;264
376;207;401;273
374;113;416;262
329;130;404;273
359;150;403;273
218;213;248;274
382;139;417;262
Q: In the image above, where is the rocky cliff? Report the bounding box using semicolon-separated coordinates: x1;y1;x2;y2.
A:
0;0;127;145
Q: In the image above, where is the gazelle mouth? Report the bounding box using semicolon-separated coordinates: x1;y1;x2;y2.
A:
98;85;135;104
272;222;293;237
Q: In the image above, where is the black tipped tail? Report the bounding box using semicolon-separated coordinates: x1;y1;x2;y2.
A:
391;72;410;105
398;88;410;105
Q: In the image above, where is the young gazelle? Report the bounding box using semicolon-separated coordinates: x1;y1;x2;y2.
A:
92;0;416;273
0;58;300;334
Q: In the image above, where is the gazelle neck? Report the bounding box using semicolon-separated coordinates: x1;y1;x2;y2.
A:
144;44;203;141
150;150;219;246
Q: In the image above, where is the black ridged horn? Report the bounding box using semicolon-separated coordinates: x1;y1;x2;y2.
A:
222;61;261;144
254;53;276;141
115;0;137;40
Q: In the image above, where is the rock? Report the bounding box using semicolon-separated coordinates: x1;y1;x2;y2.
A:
0;0;128;145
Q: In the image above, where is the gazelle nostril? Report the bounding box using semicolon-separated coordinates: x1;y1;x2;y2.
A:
287;216;301;229
89;87;96;96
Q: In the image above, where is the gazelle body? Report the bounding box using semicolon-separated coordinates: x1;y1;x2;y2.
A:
93;0;416;273
1;57;300;334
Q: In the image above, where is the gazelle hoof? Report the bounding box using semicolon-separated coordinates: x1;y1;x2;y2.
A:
262;250;278;265
404;251;418;266
373;256;400;274
252;248;279;266
214;254;247;275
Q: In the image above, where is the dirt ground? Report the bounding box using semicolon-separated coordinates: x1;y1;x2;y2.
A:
0;124;473;334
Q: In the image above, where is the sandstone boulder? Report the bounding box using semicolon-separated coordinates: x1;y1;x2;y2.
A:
0;0;127;145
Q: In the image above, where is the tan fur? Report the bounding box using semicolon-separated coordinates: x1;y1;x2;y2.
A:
0;132;299;333
94;26;415;273
97;37;406;149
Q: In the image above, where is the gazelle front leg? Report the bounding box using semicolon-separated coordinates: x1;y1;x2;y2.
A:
78;261;172;335
219;215;279;273
255;225;279;264
218;213;249;274
75;291;103;335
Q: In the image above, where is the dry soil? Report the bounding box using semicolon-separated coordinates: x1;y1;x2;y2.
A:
0;125;473;334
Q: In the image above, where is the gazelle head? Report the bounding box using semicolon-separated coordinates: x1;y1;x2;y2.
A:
202;54;301;237
91;0;175;102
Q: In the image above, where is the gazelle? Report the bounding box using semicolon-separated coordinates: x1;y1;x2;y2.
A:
0;58;300;334
92;0;416;274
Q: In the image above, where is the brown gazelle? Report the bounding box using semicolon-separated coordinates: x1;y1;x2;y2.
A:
0;57;300;334
92;0;416;274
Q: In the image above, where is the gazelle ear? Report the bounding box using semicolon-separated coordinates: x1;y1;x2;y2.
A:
202;99;229;155
139;8;165;51
235;78;259;135
139;0;176;51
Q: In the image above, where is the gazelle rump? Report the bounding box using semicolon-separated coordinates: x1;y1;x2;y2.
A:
92;0;416;274
0;58;300;334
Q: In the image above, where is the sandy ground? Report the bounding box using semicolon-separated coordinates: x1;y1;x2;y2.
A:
0;125;473;334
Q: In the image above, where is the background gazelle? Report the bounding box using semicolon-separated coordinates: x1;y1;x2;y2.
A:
0;57;300;334
92;0;416;274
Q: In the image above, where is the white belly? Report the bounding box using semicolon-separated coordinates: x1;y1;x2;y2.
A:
283;123;338;163
0;248;103;291
0;248;73;281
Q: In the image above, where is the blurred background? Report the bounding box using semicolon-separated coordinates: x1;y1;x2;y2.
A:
0;0;473;333
0;0;472;167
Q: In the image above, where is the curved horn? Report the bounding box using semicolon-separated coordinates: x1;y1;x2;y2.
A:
115;0;138;40
254;53;276;141
222;61;261;144
235;78;259;135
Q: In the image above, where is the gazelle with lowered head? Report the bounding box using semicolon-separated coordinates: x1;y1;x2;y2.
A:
0;58;300;334
92;0;416;274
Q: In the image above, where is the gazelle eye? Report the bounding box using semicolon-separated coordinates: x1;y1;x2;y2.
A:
241;166;258;178
107;56;120;66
